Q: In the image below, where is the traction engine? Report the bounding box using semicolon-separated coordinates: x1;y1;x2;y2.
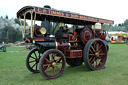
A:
17;5;113;79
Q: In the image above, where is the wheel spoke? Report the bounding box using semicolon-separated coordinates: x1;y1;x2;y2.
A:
89;49;93;53
96;43;99;51
89;54;95;56
44;65;51;72
56;57;62;63
91;46;96;53
29;60;36;63
55;66;61;71
50;67;54;75
49;54;54;62
32;63;36;68
99;53;105;56
94;42;96;51
98;45;102;51
98;56;102;60
30;56;36;59
45;58;51;63
97;59;102;65
34;52;37;58
53;68;56;75
53;54;56;60
98;49;102;53
89;56;93;62
43;64;51;67
90;57;95;65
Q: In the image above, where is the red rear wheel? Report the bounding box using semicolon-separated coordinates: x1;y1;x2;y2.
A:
83;39;107;70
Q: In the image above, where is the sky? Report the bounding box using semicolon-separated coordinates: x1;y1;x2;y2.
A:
0;0;128;25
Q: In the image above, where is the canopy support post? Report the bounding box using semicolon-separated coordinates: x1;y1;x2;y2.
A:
106;24;111;36
31;13;33;38
93;23;96;38
33;13;36;34
101;23;103;34
45;17;50;40
23;15;26;39
19;17;24;40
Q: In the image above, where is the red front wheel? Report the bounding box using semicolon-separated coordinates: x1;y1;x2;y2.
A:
39;49;66;79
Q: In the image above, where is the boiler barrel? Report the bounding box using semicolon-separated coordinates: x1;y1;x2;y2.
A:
36;41;70;50
36;41;56;48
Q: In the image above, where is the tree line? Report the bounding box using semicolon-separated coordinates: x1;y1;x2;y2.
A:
103;19;128;32
0;15;28;43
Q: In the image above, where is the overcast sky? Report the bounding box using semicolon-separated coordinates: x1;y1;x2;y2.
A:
0;0;128;25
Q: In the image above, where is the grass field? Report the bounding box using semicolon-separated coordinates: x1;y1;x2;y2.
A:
0;44;128;85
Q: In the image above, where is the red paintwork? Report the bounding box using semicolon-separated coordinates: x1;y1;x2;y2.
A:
56;41;69;50
99;35;106;40
81;27;94;44
65;50;82;58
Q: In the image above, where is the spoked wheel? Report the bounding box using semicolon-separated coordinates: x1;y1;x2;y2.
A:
83;39;107;70
26;48;42;73
39;49;66;80
66;58;83;66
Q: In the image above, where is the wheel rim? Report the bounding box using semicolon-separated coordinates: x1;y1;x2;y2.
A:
84;39;107;70
89;40;107;70
26;48;41;73
39;49;66;79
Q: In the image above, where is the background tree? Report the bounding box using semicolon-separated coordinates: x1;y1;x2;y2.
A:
0;16;3;18
14;18;28;26
5;15;9;19
0;16;23;43
122;19;128;31
0;27;22;43
103;24;114;31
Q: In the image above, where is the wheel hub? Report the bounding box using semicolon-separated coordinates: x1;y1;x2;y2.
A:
36;58;39;63
52;62;57;68
95;52;99;57
85;33;90;39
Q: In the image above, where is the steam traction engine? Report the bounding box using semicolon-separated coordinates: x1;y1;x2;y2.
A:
17;6;114;79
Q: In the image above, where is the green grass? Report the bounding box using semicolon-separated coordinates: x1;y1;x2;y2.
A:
0;44;128;85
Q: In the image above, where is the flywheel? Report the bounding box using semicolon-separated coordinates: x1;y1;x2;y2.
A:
81;27;94;44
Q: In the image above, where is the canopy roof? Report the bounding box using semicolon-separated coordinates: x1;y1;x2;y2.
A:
17;6;114;25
